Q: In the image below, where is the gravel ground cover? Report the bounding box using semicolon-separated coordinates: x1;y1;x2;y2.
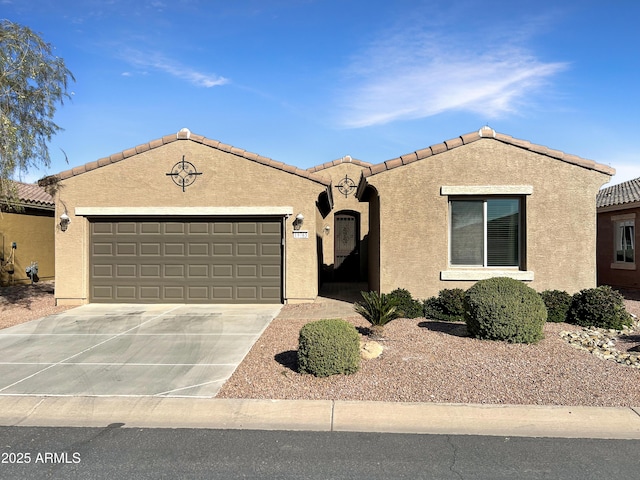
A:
2;283;640;407
0;282;72;329
218;297;640;407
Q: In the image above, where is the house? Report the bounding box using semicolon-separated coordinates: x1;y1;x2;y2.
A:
596;177;640;290
1;181;55;285
40;127;613;306
356;126;613;299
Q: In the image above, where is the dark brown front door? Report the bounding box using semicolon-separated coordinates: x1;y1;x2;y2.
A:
334;213;359;280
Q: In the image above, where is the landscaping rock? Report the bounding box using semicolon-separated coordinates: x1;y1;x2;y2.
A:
360;340;384;360
560;317;640;368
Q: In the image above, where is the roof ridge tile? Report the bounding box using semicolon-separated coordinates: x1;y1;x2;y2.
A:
360;128;615;179
39;130;331;187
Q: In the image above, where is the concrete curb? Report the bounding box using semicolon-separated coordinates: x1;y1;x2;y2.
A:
1;396;640;439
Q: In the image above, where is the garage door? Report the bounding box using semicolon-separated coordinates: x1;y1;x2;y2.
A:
90;218;282;303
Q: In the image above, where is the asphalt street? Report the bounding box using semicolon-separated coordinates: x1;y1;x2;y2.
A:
1;426;638;480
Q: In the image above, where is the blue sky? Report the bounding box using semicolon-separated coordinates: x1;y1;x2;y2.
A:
4;0;640;186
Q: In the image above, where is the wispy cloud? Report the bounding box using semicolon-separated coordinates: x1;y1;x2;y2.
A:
339;27;568;128
123;49;228;88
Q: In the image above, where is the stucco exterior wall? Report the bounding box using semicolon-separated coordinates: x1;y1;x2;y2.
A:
364;139;610;299
0;210;55;285
597;205;640;290
52;140;327;305
313;162;369;281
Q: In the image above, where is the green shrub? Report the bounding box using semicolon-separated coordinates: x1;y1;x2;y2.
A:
539;290;572;323
464;277;547;344
354;291;400;336
387;288;423;319
567;286;632;330
297;319;360;377
423;288;466;322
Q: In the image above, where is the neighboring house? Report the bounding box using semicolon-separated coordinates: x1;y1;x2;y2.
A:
596;177;640;290
356;126;613;299
40;127;613;306
0;181;55;286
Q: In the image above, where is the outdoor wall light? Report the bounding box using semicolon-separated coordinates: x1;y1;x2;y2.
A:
293;213;304;231
60;212;70;232
324;224;331;234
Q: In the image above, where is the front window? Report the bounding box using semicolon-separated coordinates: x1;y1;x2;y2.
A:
450;198;520;267
615;219;634;263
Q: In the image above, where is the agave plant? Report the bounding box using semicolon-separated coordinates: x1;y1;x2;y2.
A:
354;290;400;337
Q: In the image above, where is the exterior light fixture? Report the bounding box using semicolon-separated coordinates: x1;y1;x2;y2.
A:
293;213;304;231
60;213;70;232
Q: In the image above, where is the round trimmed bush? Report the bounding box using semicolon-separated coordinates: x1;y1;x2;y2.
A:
387;288;423;319
297;318;360;377
540;290;572;323
464;277;547;343
567;286;632;330
424;288;467;321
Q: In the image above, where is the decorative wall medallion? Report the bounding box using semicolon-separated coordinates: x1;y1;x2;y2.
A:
335;175;356;198
166;155;202;192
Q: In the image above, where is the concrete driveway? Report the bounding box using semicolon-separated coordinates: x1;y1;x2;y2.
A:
0;303;281;397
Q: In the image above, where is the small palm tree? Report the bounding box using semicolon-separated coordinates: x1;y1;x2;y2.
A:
354;291;400;338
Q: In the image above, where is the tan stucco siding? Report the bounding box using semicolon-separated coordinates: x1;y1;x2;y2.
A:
366;139;610;299
0;210;55;285
53;141;326;304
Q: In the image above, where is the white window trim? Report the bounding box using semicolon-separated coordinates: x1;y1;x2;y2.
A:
440;269;534;281
611;213;635;269
441;185;533;196
75;206;294;217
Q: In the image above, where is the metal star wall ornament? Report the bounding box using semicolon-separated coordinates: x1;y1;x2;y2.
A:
335;174;356;198
166;155;202;192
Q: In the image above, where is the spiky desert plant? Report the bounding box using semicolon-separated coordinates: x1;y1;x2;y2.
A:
353;290;400;337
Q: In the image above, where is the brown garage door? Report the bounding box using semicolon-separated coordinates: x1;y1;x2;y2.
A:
90;218;282;303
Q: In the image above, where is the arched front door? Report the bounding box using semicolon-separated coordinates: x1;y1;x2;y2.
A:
334;212;360;280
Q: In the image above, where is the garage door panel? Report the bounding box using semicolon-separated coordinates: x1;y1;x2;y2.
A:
115;285;137;300
164;265;185;278
163;223;184;234
188;265;209;278
141;243;161;255
188;243;209;256
116;243;137;256
140;265;161;277
116;223;137;234
140;222;161;234
91;218;282;303
237;243;257;256
164;243;185;256
116;265;137;277
213;243;233;255
93;243;113;256
140;286;161;300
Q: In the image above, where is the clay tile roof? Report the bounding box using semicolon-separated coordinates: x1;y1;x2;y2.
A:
360;127;615;179
306;155;372;173
39;129;331;188
597;177;640;208
2;181;54;210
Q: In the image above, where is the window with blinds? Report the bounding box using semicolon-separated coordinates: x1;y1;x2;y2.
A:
450;198;521;267
615;219;635;263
